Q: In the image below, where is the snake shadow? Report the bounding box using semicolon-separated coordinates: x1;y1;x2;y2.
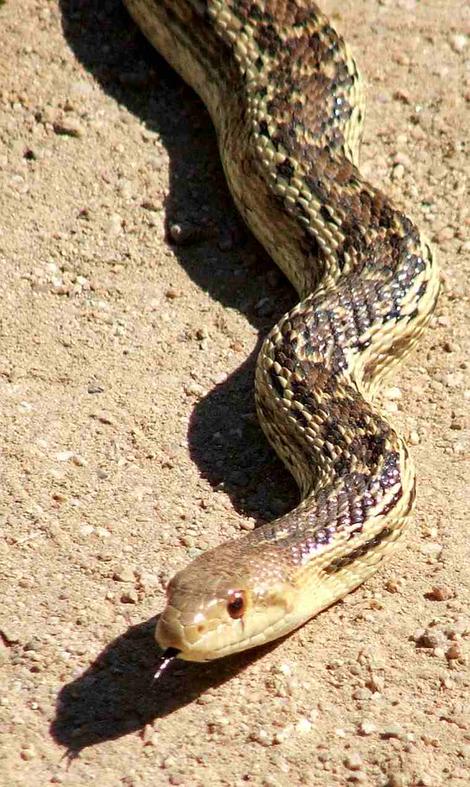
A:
51;0;302;754
59;0;299;521
50;614;283;753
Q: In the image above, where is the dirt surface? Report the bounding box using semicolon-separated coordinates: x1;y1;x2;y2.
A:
1;1;469;785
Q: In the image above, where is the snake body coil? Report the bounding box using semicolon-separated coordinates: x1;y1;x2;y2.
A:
124;0;440;661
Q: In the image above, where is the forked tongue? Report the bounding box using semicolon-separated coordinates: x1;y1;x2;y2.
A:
154;647;181;680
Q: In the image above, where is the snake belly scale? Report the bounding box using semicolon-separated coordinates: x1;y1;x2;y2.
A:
123;0;440;661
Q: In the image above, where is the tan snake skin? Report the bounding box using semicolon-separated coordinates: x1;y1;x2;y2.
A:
123;0;440;662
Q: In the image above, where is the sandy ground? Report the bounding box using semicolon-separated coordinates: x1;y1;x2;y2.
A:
1;1;469;785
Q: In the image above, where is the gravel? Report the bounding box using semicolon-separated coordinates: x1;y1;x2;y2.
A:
1;1;468;785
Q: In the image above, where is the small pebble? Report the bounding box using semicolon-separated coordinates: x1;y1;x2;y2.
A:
161;756;177;769
385;578;400;593
121;590;138;604
427;585;454;601
387;773;407;787
381;723;403;740
88;383;104;394
416;775;433;787
420;542;443;559
165;286;183;300
446;617;469;638
344;753;363;771
272;727;290;744
106;213;123;236
53;118;84;138
79;525;94;537
367;673;385;693
393;90;410;104
408;430;420;445
249;728;272;747
113;566;135;582
394;152;411;167
184;381;204;397
72;453;87;467
0;626;21;645
415;628;447;649
352;687;372;701
446;643;462;660
168;222;199;245
56;450;74;462
434;226;455;245
358;720;376;736
347;773;367;784
20;745;36;761
444;371;464;388
141;199;160;212
391;163;405;180
141;724;156;744
295;718;313;735
450;33;468;53
385;386;402;400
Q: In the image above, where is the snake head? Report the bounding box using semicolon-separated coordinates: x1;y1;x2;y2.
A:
155;538;298;661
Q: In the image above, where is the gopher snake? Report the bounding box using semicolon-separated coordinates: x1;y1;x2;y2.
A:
123;0;439;662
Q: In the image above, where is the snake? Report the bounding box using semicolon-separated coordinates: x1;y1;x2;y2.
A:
123;0;440;663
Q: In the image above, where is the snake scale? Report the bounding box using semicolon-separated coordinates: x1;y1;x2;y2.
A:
123;0;440;662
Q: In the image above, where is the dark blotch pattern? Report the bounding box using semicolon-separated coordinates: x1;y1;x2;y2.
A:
324;526;393;574
182;1;439;582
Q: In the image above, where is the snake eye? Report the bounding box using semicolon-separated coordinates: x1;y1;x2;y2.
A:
227;590;246;619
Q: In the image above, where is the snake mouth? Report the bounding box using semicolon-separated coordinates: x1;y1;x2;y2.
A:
156;607;186;652
155;580;304;661
163;647;181;659
156;608;224;662
155;597;304;662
